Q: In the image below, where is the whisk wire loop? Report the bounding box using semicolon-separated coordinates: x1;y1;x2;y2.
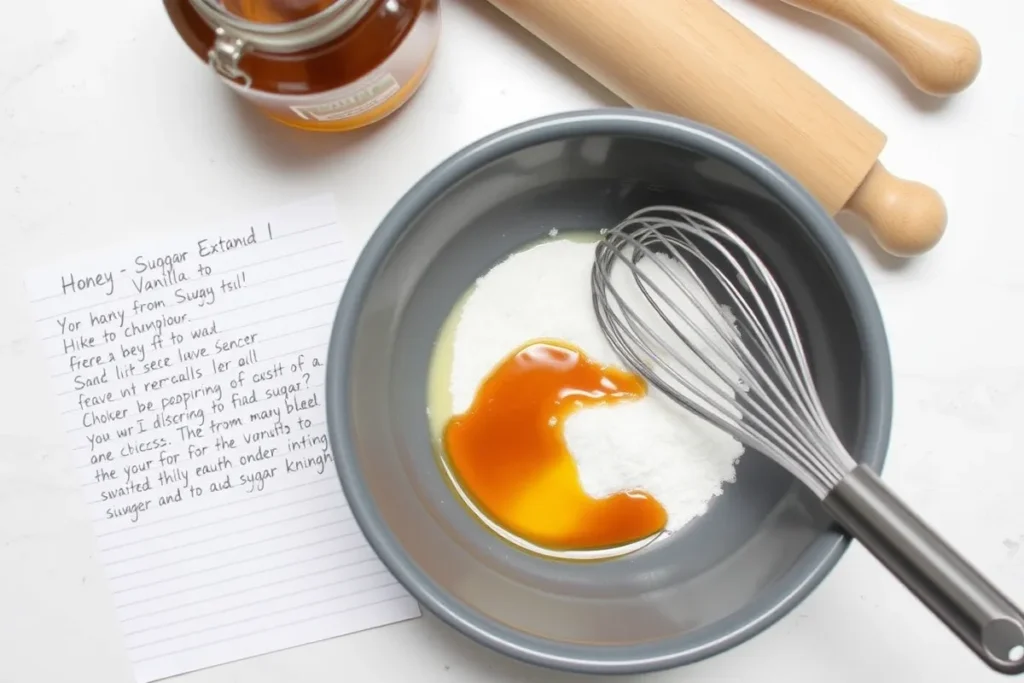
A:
594;244;837;492
592;226;830;484
660;215;849;465
633;218;826;442
592;206;855;497
651;212;825;434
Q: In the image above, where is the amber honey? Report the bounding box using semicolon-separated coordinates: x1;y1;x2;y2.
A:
164;0;440;131
223;0;335;23
443;341;668;552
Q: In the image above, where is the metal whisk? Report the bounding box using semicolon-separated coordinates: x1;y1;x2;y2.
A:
591;206;1024;676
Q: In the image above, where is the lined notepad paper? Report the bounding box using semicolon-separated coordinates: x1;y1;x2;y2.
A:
25;195;420;683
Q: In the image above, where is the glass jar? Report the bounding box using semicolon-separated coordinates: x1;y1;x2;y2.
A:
164;0;440;132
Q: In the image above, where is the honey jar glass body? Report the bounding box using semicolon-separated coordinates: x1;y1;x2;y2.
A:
164;0;440;132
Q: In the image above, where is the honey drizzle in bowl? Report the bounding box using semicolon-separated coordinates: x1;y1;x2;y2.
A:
443;340;668;551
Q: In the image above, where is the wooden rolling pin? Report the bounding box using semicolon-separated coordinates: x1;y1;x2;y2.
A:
486;0;948;257
777;0;982;96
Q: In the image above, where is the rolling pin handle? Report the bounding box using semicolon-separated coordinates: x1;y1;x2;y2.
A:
844;162;947;257
884;7;982;96
777;0;982;96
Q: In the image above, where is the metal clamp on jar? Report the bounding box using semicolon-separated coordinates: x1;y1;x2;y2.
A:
164;0;440;132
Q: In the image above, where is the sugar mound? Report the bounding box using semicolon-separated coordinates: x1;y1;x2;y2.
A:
448;237;743;533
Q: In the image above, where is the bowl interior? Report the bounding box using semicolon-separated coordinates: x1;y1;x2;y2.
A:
330;117;888;672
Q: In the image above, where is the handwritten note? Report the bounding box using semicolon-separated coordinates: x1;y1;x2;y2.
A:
25;195;420;683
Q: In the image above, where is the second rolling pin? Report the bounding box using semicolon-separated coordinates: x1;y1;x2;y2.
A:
486;0;947;257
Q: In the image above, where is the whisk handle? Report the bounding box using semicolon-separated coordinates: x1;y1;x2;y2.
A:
824;466;1024;675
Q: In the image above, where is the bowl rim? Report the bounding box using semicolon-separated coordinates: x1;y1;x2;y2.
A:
326;108;893;674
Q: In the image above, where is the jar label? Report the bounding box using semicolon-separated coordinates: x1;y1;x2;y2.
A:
289;73;401;122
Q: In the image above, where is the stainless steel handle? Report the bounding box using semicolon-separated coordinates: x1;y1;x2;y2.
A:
824;465;1024;675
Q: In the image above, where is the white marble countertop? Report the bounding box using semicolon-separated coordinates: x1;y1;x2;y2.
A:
2;1;1022;681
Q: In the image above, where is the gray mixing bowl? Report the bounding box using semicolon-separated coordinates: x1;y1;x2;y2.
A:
325;109;892;674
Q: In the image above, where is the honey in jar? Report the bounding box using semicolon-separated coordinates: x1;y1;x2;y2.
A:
163;0;440;132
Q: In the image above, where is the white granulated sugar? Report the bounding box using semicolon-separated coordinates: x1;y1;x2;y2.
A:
449;237;744;534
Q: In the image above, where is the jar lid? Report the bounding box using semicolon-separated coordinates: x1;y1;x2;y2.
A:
189;0;375;54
